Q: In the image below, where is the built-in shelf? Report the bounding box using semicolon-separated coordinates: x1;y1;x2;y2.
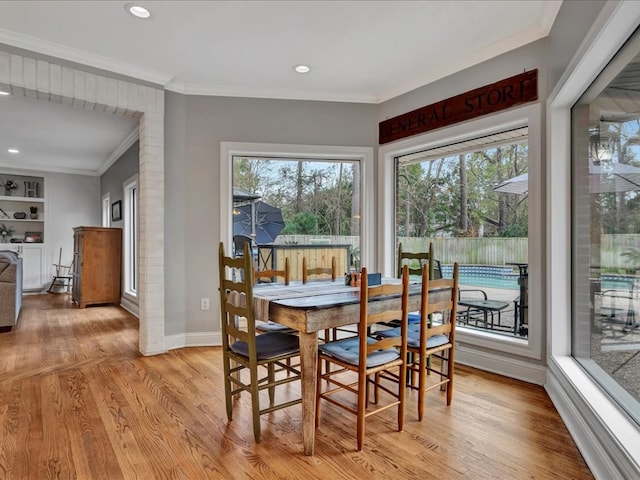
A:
0;173;45;244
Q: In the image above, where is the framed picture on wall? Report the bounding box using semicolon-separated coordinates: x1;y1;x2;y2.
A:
111;200;122;222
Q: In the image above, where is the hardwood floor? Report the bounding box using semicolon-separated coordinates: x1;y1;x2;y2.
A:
0;294;593;479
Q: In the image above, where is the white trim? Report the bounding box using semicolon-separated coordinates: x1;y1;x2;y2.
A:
165;332;222;350
378;104;543;362
456;343;547;385
102;193;110;227
220;141;375;267
547;1;640;477
119;295;139;318
99;127;140;176
122;174;138;299
0;28;172;87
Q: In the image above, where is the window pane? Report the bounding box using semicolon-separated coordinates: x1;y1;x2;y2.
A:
571;30;640;424
396;131;529;338
232;156;361;277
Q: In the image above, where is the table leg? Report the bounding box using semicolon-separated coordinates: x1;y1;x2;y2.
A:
298;331;318;455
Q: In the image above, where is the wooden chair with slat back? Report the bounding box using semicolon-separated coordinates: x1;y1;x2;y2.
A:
397;242;442;280
302;256;336;284
377;262;459;420
253;257;295;334
253;258;290;285
316;266;410;451
302;256;338;365
218;242;301;442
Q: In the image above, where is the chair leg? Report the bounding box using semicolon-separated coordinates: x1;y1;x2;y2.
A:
223;357;233;421
357;371;367;451
315;354;323;428
268;363;275;405
250;364;262;443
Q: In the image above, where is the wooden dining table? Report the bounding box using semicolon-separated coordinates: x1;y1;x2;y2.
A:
253;279;450;456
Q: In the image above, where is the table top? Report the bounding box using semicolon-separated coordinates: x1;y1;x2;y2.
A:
458;299;510;310
258;280;446;310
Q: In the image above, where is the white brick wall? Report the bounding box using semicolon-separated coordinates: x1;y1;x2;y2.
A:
0;51;166;355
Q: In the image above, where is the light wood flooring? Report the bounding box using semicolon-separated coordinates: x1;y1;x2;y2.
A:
0;294;594;479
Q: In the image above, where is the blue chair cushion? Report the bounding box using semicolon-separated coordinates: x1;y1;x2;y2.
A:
408;312;422;324
319;336;400;367
376;326;450;349
231;331;299;360
255;321;296;333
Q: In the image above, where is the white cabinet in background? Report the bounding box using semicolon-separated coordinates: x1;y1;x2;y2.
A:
0;243;44;291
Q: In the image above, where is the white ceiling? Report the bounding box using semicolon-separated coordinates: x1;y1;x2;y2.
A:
0;0;562;175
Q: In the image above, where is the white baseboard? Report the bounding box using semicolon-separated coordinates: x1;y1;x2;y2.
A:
546;357;640;480
119;296;139;317
455;343;547;385
165;331;222;350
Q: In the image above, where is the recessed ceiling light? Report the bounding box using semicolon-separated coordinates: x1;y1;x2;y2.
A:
0;90;9;96
8;149;19;154
125;4;151;19
294;65;311;74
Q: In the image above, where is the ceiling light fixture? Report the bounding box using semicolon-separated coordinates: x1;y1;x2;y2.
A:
8;149;19;154
0;90;10;96
294;65;311;74
125;4;151;19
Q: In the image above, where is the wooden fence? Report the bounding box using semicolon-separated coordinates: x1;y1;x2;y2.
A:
277;234;640;270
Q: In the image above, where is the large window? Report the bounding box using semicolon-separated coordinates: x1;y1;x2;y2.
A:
232;156;361;277
572;29;640;424
396;129;529;339
123;175;138;298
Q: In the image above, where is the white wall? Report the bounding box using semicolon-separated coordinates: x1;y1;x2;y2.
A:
45;171;100;285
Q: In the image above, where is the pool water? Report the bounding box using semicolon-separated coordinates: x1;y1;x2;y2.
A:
441;264;520;290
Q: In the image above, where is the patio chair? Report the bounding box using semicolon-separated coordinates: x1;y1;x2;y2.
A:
457;288;510;330
316;265;410;451
218;242;301;443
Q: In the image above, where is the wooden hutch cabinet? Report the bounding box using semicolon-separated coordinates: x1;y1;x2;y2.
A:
72;226;122;308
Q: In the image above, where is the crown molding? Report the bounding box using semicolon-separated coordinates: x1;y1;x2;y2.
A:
98;127;140;176
0;28;173;87
165;79;378;104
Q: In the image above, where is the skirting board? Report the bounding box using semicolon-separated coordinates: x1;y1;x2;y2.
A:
165;332;222;350
545;357;640;480
455;343;547;385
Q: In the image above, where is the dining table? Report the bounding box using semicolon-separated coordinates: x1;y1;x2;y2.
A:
252;278;450;455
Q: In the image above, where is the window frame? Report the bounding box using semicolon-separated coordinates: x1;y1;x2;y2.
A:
102;193;111;227
220;142;375;269
123;174;138;299
379;104;542;360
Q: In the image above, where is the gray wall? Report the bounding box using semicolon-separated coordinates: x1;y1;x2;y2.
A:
164;93;377;336
546;0;608;92
100;141;140;228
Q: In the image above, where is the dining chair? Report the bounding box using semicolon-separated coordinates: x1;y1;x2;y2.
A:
302;256;340;342
218;242;302;442
377;262;459;420
397;241;442;280
315;265;410;451
254;257;295;334
302;256;337;283
253;257;290;285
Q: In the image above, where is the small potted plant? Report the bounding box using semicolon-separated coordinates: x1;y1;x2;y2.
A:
29;206;38;219
1;179;18;196
0;223;15;243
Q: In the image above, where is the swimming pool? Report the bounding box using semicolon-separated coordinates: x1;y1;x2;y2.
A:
441;264;520;290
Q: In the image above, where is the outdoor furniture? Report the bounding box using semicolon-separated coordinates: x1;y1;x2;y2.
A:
508;262;528;335
217;242;301;443
457;289;509;330
315;266;410;451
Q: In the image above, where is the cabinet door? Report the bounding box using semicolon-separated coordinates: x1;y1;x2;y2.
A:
21;245;43;291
